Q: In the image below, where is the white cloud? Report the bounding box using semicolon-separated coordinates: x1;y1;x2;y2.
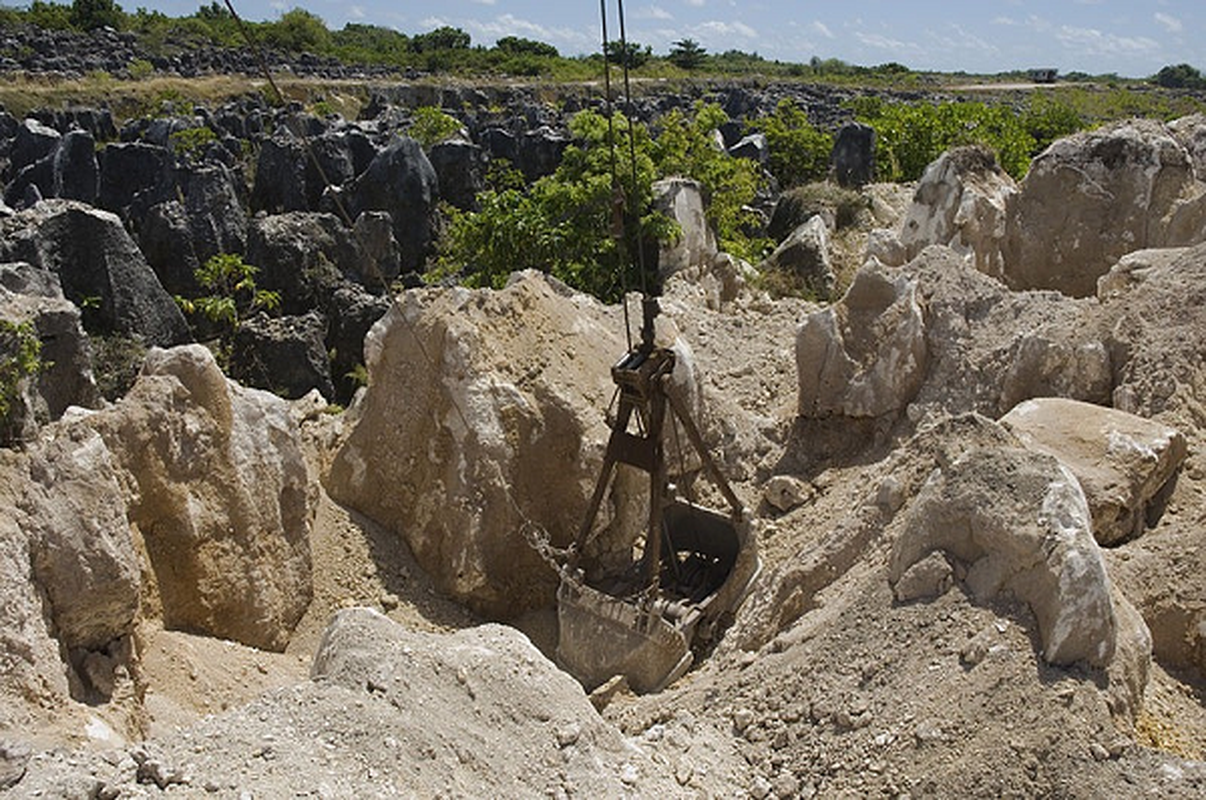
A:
992;16;1018;27
634;5;674;21
470;0;497;6
1056;25;1159;55
811;21;833;39
855;31;914;52
684;0;705;7
695;20;757;38
348;5;365;19
1154;12;1182;33
463;14;594;51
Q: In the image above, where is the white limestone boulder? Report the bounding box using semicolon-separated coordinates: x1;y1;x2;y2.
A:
758;215;835;300
327;272;630;617
1004;119;1206;297
796;261;926;418
1001;398;1187;546
899;145;1017;279
86;344;316;652
654;177;718;280
891;445;1128;669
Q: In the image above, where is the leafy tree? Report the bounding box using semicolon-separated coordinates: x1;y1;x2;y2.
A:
261;8;331;53
755;99;834;188
496;35;558;58
1154;63;1205;89
411;25;470;53
70;0;122;31
331;22;409;63
668;38;706;70
26;1;73;30
604;40;651;68
653;102;763;259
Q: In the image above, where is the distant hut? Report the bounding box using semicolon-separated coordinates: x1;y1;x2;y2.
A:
1029;68;1058;84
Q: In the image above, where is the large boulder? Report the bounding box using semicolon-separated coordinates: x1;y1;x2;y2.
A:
654;177;718;280
346;136;438;275
796;261;926;418
96;142;172;218
903;247;1109;423
85;345;316;651
245;212;393;314
891;445;1125;668
898;145;1017;280
230;310;335;401
0;201;190;347
427;137;484;211
758;215;835;300
23;425;139;690
1001;398;1187;546
1004;119;1206;297
0;262;99;425
327;272;627;617
831;122;875;188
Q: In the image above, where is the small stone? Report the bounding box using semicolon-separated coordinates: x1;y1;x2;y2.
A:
733;708;756;732
772;771;801;799
1090;742;1110;762
764;475;814;512
619;763;638;785
749;775;773;799
555;722;581;748
675;760;694;786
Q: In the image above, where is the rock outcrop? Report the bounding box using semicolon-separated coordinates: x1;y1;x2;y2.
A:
1004;119;1206;297
0;201;190;347
796;261;926;418
328;272;625;617
1001;398;1187;546
655;177;718;280
86;345;316;651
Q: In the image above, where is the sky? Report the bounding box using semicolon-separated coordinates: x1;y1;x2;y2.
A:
142;0;1202;77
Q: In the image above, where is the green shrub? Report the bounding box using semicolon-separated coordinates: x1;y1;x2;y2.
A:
407;106;462;148
260;8;331;53
755;99;835;189
168;125;218;162
127;57;154;80
850;97;1036;181
0;320;44;445
176;254;280;365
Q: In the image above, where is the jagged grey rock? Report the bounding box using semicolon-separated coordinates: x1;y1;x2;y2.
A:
347;136;438;274
230;310;335;401
1001;398;1187;546
831;122;875;188
0;201;190;347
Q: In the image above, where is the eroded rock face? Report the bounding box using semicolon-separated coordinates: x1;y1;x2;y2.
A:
898;145;1017;280
87;345;316;651
0;201;190;347
655;177;718;280
1001;398;1187;546
796;261;926;418
327;273;624;617
24;425;139;654
1004;119;1206;297
892;446;1124;668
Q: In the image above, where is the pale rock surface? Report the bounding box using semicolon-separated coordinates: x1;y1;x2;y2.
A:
327;272;625;617
86;344;315;652
655;177;718;279
1001;398;1187;546
763;474;813;512
1096;247;1189;299
23;425;139;654
891;445;1126;669
758;214;835;300
663;251;754;311
1004;119;1206;297
904;246;1109;422
796;260;926;418
1168;113;1206;178
898;145;1017;279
